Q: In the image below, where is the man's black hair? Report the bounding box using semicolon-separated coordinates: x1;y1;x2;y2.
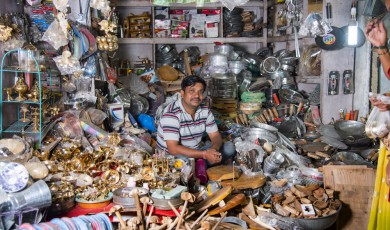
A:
181;75;207;91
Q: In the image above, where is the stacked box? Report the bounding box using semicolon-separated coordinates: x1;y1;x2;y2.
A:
205;15;220;38
155;19;171;38
171;20;189;38
189;14;207;38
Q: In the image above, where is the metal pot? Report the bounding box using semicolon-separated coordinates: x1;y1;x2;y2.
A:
295;206;342;230
209;53;228;67
334;120;367;141
214;44;233;56
113;187;149;208
242;128;278;143
151;196;183;210
158;44;175;54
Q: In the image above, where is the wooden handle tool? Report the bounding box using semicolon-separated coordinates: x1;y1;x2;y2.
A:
208;194;245;215
183;49;192;76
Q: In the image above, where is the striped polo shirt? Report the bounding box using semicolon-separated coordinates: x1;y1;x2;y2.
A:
156;97;218;155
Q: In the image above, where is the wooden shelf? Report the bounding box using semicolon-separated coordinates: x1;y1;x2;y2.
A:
267;34;310;43
115;0;265;8
118;37;266;44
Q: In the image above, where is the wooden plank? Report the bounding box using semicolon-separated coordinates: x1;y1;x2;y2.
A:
323;165;376;230
207;165;240;181
220;174;266;190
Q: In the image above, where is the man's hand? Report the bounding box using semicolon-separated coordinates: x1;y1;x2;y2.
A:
370;97;390;111
365;20;388;47
204;149;222;165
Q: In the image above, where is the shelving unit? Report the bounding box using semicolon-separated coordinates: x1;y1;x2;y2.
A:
116;0;268;66
0;49;54;146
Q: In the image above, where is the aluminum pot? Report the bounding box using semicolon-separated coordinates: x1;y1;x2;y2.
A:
209;53;228;67
334;120;367;141
229;61;245;74
242;128;278;143
151;196;183;210
158;44;175;54
214;44;233;56
113;187;149;208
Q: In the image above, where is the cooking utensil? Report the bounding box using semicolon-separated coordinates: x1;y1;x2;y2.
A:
317;124;342;140
249;121;278;132
151;196;183;210
113;187;149;208
320;136;348;150
279;88;304;104
332;151;374;167
242;128;278;143
334;120;367;141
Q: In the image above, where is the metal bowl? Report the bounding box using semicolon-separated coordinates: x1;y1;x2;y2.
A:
334;120;367;141
242;128;278;143
209;53;228;67
332;151;374;167
113;187;149;208
249;121;278;132
214;44;233;56
296;205;342;230
151;196;183;210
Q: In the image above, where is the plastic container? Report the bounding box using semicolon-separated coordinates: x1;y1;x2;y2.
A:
195;159;208;184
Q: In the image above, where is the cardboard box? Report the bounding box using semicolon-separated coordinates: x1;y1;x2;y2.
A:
205;22;218;38
155;7;169;19
170;14;186;21
155;29;171;38
171;29;188;38
190;14;206;38
154;19;171;29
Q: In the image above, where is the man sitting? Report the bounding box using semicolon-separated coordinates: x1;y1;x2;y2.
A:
156;75;234;165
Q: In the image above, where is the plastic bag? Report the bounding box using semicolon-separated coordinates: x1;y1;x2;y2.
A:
220;0;250;11
55;112;84;139
366;107;390;139
299;13;332;37
53;51;82;75
299;45;321;76
235;140;265;175
53;0;68;12
85;108;108;126
41;19;68;50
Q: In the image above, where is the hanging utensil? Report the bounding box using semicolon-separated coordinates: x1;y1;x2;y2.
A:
183;49;192;76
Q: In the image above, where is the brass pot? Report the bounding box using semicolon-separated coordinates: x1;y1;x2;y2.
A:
14;75;28;101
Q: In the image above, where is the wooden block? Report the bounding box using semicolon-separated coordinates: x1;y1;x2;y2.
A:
283;205;300;216
300;198;311;204
294;199;303;213
325;189;334;199
284;190;294;197
282;196;296;206
274;203;290;217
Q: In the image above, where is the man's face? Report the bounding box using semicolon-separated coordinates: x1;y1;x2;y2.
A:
181;82;205;109
386;0;390;11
